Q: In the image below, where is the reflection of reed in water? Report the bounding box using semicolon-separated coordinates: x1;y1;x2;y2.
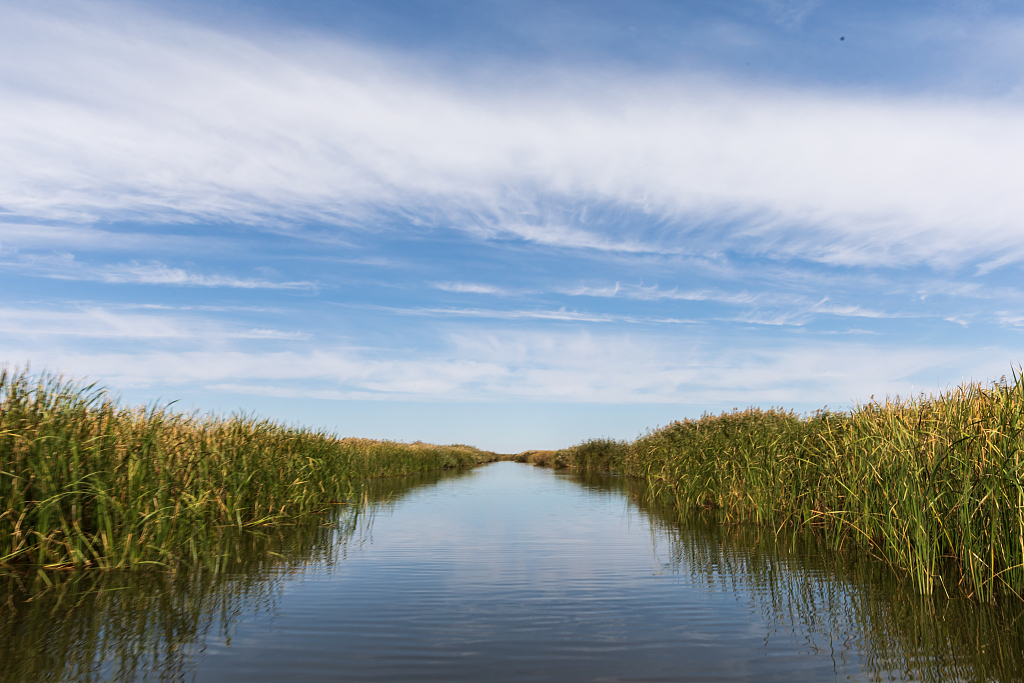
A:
0;369;491;572
0;468;472;683
587;471;1024;683
561;374;1024;603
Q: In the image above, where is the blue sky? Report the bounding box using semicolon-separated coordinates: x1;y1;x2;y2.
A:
2;0;1024;452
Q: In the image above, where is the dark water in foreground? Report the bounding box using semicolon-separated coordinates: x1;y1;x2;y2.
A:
2;462;1023;682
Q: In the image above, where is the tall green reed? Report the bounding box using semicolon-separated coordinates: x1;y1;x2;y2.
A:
560;372;1024;601
1;468;472;683
0;368;488;571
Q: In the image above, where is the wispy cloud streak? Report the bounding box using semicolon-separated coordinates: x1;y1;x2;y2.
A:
431;282;511;295
561;283;768;304
377;305;696;324
94;263;316;289
2;3;1024;267
1;330;1008;405
0;306;309;340
1;252;316;290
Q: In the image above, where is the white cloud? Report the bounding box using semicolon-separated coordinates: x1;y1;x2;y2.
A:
378;305;696;324
561;282;767;304
431;282;510;295
488;223;666;254
996;313;1024;327
2;330;1009;406
808;302;911;320
0;222;190;252
1;3;1024;267
0;252;316;290
559;282;933;324
0;305;309;341
95;262;316;289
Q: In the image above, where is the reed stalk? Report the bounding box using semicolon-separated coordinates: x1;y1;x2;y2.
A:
0;368;490;571
560;371;1024;601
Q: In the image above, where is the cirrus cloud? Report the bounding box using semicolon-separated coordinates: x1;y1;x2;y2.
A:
1;2;1023;269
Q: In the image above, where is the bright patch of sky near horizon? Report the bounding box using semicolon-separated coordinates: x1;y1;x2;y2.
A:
2;0;1024;452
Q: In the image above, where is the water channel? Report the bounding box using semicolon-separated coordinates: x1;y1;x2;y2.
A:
2;462;1023;682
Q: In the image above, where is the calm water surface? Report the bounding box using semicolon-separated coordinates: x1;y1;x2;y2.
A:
2;462;1022;682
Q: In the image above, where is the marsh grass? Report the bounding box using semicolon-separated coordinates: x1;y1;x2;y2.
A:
581;469;1024;681
0;468;470;683
0;524;334;683
658;507;1024;682
511;450;565;467
0;368;490;571
560;373;1024;601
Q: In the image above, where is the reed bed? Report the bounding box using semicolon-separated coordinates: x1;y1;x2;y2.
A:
1;468;471;683
559;372;1024;602
510;450;564;467
0;368;491;571
572;469;1024;681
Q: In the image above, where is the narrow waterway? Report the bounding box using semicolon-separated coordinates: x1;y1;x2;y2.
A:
2;462;1022;682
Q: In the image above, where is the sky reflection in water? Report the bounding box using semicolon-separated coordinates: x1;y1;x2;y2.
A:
2;462;1022;682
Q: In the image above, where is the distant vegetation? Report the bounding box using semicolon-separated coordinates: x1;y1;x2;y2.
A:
510;450;564;467
552;372;1024;602
0;368;495;571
